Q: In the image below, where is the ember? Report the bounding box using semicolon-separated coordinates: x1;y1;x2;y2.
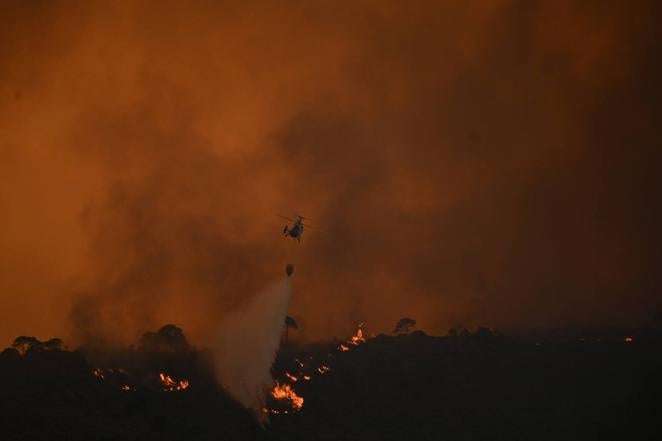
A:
159;373;190;391
317;365;331;374
285;372;298;382
338;344;349;352
625;336;633;343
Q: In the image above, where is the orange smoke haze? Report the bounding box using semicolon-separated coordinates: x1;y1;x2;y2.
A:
1;1;661;347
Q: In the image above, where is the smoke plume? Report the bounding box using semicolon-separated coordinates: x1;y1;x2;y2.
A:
213;276;292;418
1;1;661;347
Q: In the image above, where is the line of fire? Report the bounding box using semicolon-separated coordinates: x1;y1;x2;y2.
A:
1;311;655;440
0;262;656;440
85;321;368;415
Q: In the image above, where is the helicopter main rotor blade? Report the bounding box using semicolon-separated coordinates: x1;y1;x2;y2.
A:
302;224;328;234
277;214;296;222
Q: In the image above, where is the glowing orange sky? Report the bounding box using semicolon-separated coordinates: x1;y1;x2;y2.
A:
1;1;660;347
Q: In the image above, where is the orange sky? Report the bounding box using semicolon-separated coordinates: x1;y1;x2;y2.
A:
1;0;661;348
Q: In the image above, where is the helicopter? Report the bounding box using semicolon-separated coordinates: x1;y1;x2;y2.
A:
278;214;323;242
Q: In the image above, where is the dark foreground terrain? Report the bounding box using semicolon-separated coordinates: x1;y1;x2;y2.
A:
1;329;660;441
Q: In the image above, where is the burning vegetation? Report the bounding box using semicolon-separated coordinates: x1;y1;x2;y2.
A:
0;321;657;441
264;323;370;414
349;323;366;345
85;325;195;394
91;366;191;393
270;382;304;410
159;373;190;391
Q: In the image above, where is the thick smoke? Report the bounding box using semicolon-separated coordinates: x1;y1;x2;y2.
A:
213;276;292;418
1;1;662;346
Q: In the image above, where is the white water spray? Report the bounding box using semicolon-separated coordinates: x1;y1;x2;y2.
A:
213;273;292;418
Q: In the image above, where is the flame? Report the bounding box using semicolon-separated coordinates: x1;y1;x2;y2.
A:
337;323;367;353
349;323;366;346
271;381;304;410
271;323;370;415
159;372;190;391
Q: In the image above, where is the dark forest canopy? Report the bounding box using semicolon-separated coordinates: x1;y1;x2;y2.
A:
1;325;660;440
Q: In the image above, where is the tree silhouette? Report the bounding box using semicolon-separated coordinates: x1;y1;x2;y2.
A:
139;324;190;352
284;316;298;343
43;338;63;351
474;326;496;341
393;317;416;334
12;336;63;355
12;336;41;355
